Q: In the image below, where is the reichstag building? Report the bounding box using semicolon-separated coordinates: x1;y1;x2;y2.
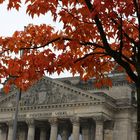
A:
0;73;137;140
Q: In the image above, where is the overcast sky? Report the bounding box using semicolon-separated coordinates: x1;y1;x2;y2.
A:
0;2;61;36
0;2;75;78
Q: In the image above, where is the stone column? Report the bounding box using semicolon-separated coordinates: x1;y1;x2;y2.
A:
71;117;80;140
40;127;46;140
104;129;113;140
49;118;58;140
113;119;132;140
81;123;90;140
26;119;35;140
95;120;104;140
132;122;137;140
104;121;114;140
0;124;3;140
7;121;13;140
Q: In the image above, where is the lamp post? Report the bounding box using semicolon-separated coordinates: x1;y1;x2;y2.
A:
12;89;21;140
12;49;23;140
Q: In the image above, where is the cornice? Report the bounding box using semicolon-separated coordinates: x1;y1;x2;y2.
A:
0;100;104;113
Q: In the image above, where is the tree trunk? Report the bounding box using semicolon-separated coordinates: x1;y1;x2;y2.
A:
136;83;140;140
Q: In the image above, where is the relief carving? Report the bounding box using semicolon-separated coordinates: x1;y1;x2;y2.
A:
20;83;80;105
44;87;77;104
9;78;92;106
21;92;38;106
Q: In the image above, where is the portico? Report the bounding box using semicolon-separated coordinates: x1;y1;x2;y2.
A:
0;74;137;140
0;115;112;140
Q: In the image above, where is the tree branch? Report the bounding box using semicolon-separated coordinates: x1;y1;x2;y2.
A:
20;37;61;50
111;17;138;47
119;15;123;57
84;0;93;11
61;7;95;25
79;41;104;49
133;0;140;64
74;52;107;63
94;16;137;82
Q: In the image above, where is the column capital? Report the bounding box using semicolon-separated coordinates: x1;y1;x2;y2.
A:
49;118;58;126
6;120;13;127
92;115;107;123
72;117;80;140
26;119;35;126
27;120;35;140
70;117;79;126
49;118;58;140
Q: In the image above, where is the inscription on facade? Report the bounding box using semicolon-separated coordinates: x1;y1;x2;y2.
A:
29;112;53;118
23;111;73;119
53;111;68;117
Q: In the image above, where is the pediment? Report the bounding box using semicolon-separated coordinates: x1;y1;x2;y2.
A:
0;77;103;107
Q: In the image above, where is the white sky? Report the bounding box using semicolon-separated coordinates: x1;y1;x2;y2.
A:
0;2;75;78
0;2;61;36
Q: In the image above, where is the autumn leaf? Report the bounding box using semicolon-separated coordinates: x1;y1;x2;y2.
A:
0;0;4;4
1;1;140;138
0;0;138;93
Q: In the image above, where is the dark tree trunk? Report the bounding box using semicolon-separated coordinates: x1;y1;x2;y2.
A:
136;83;140;140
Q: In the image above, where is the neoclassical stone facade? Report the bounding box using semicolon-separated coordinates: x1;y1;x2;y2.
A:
0;73;137;140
